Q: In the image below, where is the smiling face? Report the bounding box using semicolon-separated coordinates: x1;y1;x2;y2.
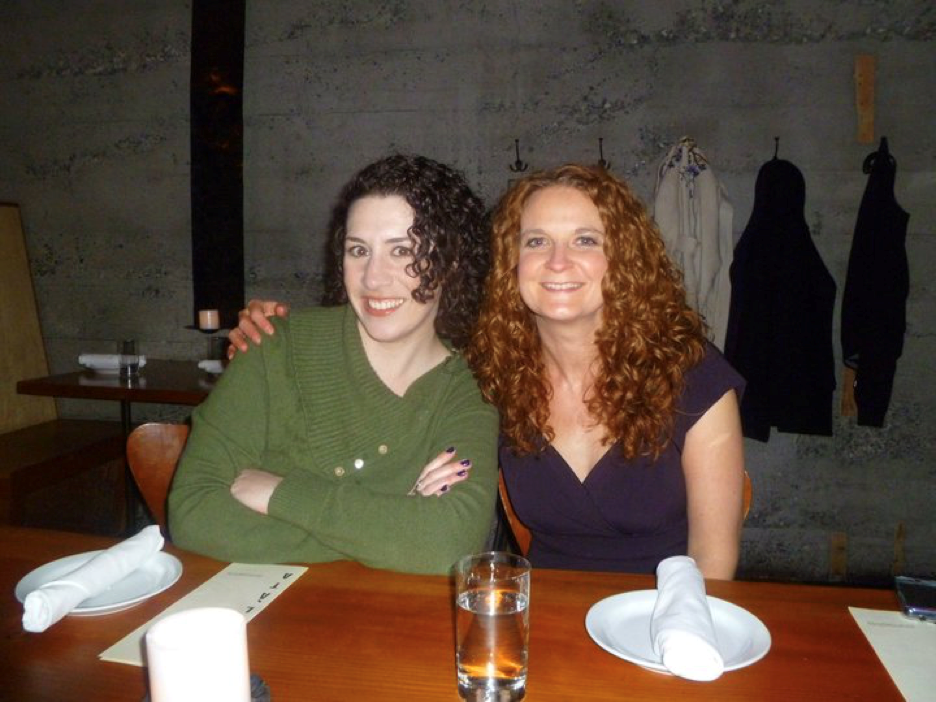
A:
516;185;608;332
343;195;440;348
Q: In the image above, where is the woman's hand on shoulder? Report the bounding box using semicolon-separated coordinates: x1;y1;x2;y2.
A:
227;299;291;358
230;468;284;515
408;447;472;497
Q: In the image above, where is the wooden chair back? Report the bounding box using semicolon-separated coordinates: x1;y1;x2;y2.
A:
498;470;753;558
126;423;190;530
742;469;753;521
498;471;531;556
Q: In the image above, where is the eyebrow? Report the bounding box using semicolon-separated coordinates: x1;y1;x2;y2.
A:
519;227;604;237
344;235;413;244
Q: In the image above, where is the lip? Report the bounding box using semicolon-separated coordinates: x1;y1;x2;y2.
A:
362;296;405;316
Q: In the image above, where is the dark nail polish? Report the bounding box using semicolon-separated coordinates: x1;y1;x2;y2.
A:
446;446;456;453
440;484;449;492
456;470;468;477
459;459;471;467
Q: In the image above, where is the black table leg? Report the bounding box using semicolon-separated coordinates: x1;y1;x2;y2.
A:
121;400;143;535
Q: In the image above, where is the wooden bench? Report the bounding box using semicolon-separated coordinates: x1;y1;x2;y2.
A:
0;419;126;534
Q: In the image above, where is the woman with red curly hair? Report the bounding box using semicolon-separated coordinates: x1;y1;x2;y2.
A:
468;164;745;579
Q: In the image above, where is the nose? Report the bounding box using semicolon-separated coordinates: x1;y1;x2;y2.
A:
546;243;570;272
363;254;392;290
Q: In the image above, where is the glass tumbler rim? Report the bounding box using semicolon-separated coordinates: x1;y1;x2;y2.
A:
455;551;531;588
456;550;530;569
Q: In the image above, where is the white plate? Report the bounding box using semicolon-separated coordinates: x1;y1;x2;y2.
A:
15;551;182;616
586;590;771;674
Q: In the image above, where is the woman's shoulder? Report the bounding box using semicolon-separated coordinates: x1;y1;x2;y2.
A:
426;352;498;417
441;351;487;389
285;304;346;327
679;343;745;418
272;305;348;341
689;343;744;388
248;306;349;370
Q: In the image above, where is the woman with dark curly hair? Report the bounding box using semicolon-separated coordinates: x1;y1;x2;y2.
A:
169;154;498;574
468;164;745;578
319;154;490;349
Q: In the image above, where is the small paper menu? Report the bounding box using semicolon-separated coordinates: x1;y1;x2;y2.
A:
849;607;936;702
100;563;307;666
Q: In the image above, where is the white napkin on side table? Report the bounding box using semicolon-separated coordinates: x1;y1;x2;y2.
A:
78;353;148;371
650;555;725;681
22;525;164;632
197;359;225;374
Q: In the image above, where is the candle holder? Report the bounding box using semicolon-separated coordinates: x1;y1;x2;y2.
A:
189;309;227;361
206;335;229;361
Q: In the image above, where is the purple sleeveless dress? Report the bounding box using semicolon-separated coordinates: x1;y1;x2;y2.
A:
500;345;744;573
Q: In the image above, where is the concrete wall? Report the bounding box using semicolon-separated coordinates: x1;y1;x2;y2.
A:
1;1;933;583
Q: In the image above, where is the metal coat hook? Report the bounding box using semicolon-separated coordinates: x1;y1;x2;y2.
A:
863;136;894;174
598;138;611;170
773;136;780;160
509;139;528;172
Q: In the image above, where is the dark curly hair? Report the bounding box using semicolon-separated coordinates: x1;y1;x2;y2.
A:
466;164;707;459
321;154;489;349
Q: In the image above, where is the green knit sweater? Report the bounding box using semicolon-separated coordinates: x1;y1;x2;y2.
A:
169;305;499;574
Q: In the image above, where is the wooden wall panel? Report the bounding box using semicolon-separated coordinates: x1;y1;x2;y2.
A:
0;204;57;432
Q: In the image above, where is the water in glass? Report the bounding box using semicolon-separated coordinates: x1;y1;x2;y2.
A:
456;586;529;700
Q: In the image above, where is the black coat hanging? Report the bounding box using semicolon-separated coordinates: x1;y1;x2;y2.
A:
840;137;910;426
724;154;837;441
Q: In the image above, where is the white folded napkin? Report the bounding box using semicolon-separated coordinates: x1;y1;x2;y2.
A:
78;353;148;371
22;525;164;632
650;555;725;681
197;359;225;374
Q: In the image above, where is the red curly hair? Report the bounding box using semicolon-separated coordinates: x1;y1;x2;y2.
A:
466;164;706;459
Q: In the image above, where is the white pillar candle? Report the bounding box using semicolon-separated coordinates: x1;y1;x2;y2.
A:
145;607;250;702
198;309;220;330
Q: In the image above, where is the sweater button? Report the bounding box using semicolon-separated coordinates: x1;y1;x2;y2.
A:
334;466;345;477
354;458;364;470
378;444;389;455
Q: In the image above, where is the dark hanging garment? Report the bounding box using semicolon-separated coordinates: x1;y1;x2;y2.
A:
841;138;910;427
724;158;837;441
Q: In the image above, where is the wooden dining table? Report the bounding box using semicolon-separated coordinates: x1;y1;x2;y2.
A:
0;526;904;701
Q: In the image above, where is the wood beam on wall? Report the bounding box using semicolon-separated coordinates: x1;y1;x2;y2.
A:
855;54;876;145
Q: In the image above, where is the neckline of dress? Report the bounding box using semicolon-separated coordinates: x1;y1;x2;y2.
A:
547;442;614;486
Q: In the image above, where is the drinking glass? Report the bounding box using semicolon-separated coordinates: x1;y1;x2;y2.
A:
455;551;531;701
118;339;139;379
